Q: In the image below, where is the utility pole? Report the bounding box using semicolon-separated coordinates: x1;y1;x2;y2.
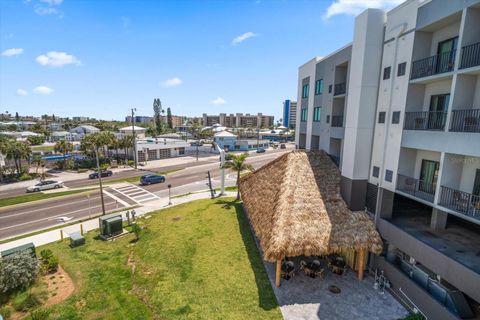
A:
215;143;225;196
95;148;106;215
256;128;260;151
131;108;137;169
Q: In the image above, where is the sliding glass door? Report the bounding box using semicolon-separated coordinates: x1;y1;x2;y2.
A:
428;94;449;130
419;160;439;195
436;37;458;73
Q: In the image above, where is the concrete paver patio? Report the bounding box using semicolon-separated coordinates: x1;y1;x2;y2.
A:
263;258;409;320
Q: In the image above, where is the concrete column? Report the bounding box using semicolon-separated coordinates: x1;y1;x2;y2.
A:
375;187;395;221
430;208;448;230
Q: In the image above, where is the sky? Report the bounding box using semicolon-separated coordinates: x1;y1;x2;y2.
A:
0;0;402;122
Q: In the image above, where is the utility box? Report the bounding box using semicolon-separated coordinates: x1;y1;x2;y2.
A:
99;213;123;240
1;242;36;258
70;232;85;248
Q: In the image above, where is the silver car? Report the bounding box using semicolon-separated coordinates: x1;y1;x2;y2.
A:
26;180;64;193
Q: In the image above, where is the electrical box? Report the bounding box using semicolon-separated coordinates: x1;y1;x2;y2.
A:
70;232;85;247
99;213;123;239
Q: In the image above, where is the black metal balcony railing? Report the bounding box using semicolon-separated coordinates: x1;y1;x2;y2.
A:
396;174;436;203
334;82;346;96
460;42;480;69
449;109;480;133
439;186;480;219
404;111;447;131
410;50;456;80
331;115;343;127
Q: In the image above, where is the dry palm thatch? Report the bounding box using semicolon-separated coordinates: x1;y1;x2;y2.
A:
239;150;382;262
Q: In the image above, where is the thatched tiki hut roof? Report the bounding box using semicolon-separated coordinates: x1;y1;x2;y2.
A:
239;150;382;286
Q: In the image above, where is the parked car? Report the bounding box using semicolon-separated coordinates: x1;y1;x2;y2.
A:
26;180;64;193
280;144;286;149
256;148;266;153
89;170;113;179
140;174;166;185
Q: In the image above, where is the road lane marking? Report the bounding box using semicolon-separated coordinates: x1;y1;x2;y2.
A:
103;190;130;207
0;200;120;231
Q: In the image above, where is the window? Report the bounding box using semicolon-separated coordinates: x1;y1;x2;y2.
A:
397;62;406;76
313;107;321;122
372;166;380;178
326;115;330;124
302;84;309;98
378;112;386;124
328;84;332;94
301;108;308;122
315;79;323;95
383;66;391;80
385;170;393;182
392;111;401;124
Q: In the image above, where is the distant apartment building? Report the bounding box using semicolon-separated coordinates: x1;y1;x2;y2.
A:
125;115;184;128
296;1;480;319
202;113;274;128
125;115;154;124
72;116;90;122
282;100;297;129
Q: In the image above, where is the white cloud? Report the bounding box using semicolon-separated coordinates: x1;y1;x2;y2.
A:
2;48;24;57
16;89;28;96
232;32;258;46
211;97;226;105
35;6;58;15
33;86;53;95
162;77;182;87
40;0;63;5
323;0;403;19
36;51;81;67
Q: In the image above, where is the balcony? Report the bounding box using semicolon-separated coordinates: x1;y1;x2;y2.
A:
449;109;480;133
396;174;436;203
460;42;480;70
333;82;346;96
411;50;456;80
331;115;343;127
439;186;480;221
404;111;447;131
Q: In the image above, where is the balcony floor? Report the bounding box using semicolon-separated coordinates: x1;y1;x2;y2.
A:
392;195;480;275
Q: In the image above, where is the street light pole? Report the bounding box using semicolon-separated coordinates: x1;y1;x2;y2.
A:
131;108;137;169
168;184;172;205
95;148;106;215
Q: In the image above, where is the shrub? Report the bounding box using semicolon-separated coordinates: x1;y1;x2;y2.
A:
19;173;33;181
39;249;58;274
131;223;141;241
27;136;46;146
0;251;39;293
29;308;50;320
0;305;13;319
400;314;425;320
12;291;42;312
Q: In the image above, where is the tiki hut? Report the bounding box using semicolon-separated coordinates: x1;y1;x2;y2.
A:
239;150;382;287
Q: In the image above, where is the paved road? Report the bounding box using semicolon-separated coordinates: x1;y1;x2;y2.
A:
0;150;288;240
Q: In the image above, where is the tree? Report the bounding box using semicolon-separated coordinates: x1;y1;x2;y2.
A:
0;250;39;293
6;124;17;132
119;136;133;164
5;141;31;174
27;135;45;146
153;98;164;135
167;107;173;129
222;153;254;200
31;155;44;177
54;140;74;169
15;112;20;122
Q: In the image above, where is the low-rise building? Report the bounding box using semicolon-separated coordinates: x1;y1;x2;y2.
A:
118;126;146;139
70;125;100;136
214;131;237;151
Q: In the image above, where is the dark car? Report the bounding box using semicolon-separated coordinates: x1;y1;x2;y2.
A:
280;144;286;149
256;148;266;153
89;170;113;179
140;174;166;185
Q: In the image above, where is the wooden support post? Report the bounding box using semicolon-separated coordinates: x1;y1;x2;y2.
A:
275;259;282;288
80;224;84;236
357;249;366;281
60;230;64;241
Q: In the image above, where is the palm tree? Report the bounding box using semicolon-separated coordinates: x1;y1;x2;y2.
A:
54;140;74;169
222;153;254;201
119;136;134;165
31;154;44;177
6;141;31;174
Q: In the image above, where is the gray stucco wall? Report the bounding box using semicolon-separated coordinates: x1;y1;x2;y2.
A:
416;0;479;30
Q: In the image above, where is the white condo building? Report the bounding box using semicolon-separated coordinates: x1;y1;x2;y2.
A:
296;1;480;319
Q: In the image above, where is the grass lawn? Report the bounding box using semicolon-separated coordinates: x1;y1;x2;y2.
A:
0;189;97;208
37;198;281;320
31;145;55;152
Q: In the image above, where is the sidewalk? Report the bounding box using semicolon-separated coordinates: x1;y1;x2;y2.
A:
0;190;237;252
